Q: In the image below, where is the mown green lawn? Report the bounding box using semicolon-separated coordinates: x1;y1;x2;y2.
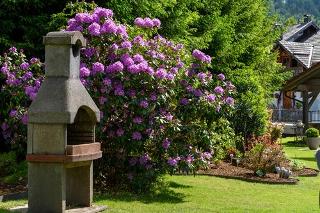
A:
1;137;319;212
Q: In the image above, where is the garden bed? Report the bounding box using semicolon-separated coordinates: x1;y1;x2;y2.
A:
198;162;318;184
0;179;27;197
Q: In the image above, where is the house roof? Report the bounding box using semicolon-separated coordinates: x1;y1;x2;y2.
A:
278;21;320;69
282;21;319;41
278;41;313;68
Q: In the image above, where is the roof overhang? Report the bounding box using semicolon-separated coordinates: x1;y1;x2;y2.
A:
283;62;320;91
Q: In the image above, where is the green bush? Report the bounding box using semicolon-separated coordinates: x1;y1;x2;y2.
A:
305;128;319;138
0;151;18;177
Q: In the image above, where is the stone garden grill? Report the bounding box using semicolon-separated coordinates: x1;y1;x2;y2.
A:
22;31;106;212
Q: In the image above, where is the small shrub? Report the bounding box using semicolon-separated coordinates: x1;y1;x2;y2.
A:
305;128;319;138
289;159;305;171
243;142;286;176
269;122;284;142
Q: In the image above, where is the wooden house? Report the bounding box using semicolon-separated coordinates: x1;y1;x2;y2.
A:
275;15;320;128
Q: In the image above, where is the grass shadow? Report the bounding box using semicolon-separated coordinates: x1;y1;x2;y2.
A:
196;173;298;185
94;181;188;204
167;181;192;189
0;208;11;213
282;141;307;148
292;157;316;162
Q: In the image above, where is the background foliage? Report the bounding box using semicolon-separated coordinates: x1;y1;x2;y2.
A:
271;0;320;23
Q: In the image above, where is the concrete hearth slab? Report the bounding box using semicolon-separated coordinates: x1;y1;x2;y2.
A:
10;205;107;213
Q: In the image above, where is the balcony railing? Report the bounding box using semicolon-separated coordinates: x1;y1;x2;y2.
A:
272;109;320;123
309;111;320;123
271;109;302;122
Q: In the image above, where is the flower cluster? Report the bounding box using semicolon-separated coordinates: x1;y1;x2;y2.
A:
134;17;161;28
0;48;43;151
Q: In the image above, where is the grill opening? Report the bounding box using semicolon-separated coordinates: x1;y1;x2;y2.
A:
67;107;95;145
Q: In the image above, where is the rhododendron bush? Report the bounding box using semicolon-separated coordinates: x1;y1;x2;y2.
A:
0;7;235;191
0;48;43;157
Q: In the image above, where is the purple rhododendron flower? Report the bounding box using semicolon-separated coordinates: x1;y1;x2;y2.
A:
94;7;113;18
197;72;206;81
217;73;225;81
127;64;140;74
133;35;145;46
21;114;28;125
216;105;221;112
1;122;9;131
9;47;17;53
80;67;90;77
83;48;96;58
9;109;17;118
166;73;174;80
22;72;33;81
192;50;211;63
133;116;143;124
139;100;149;108
214;86;224;95
127;89;136;97
35;80;41;88
99;96;107;105
166;113;173;121
121;41;132;49
226;97;235;106
106;61;124;73
170;67;178;74
180;98;189;105
133;54;144;63
152;18;161;28
116;25;128;38
150;93;157;101
75;13;92;24
134;17;145;27
103;78;112;86
92;62;105;73
20;62;29;70
144;18;154;28
1;64;8;74
6;74;18;86
101;20;117;34
110;43;119;51
116;128;124;137
167;157;178;167
88;23;101;36
201;152;212;160
226;81;236;90
132;131;142;140
139;153;151;165
207;94;216;102
155;68;166;79
138;62;148;72
162;138;171;150
193;89;203;97
30;57;39;64
121;54;134;67
177;61;184;68
114;85;125;96
185;155;193;164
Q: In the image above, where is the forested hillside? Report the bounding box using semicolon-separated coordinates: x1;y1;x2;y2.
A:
272;0;320;22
